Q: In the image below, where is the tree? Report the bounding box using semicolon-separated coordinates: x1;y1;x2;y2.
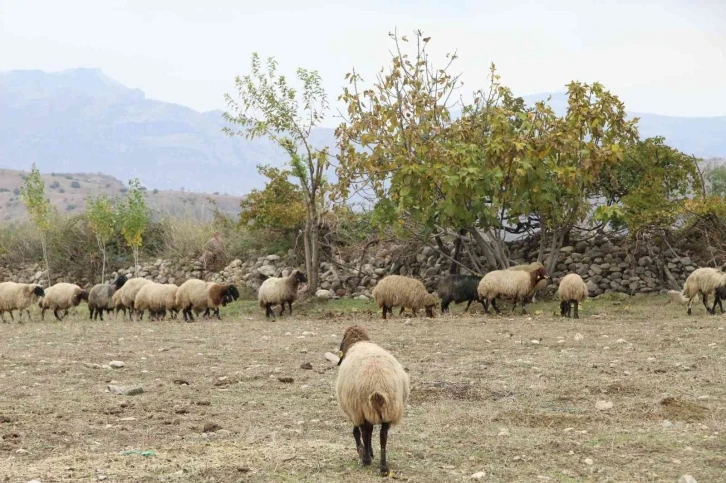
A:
20;163;53;286
85;193;117;282
239;165;307;232
223;52;331;292
118;178;150;274
703;164;726;197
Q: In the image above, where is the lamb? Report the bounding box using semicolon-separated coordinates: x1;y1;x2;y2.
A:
175;279;240;322
437;274;486;314
335;325;410;476
88;274;128;321
0;282;45;322
38;282;89;321
257;269;308;318
558;273;588;319
113;278;153;321
371;275;437;320
508;261;548;302
477;266;548;315
681;267;726;315
134;283;180;321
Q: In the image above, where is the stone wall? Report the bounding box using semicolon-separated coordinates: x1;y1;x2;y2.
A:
0;234;701;298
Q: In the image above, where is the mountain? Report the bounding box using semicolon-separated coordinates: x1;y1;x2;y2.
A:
521;92;726;159
0;168;245;223
1;69;723;199
0;68;335;195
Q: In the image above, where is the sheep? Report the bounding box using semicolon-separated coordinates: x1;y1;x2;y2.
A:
477;266;548;315
558;273;588;319
437;274;486;314
371;275;437;320
38;282;89;321
0;282;45;322
175;279;240;322
113;278;153;321
335;325;410;476
682;267;726;315
88;274;128;321
508;261;548;302
111;290;127;318
134;283;180;321
257;269;308;318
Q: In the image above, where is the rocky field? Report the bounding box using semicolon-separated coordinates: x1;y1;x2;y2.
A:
1;295;724;482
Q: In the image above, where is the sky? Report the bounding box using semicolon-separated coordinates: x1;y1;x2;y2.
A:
2;0;725;127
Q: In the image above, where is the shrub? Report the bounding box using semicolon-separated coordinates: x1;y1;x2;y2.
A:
66;204;77;211
70;181;81;189
152;189;158;194
119;188;128;193
12;188;20;196
50;180;60;189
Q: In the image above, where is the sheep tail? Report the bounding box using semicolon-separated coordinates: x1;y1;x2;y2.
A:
370;391;388;420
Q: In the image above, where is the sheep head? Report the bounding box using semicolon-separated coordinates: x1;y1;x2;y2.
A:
337;325;370;366
530;267;548;288
225;284;240;301
73;289;89;305
423;293;438;318
113;274;128;290
292;270;308;284
31;285;45;298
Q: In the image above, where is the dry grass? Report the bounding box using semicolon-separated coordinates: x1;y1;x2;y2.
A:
1;294;724;482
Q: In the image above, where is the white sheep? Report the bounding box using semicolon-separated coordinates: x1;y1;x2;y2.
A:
371;274;437;320
477;265;548;315
508;261;548;302
114;278;153;321
682;267;726;315
38;282;89;321
335;325;410;476
0;281;45;322
175;279;240;322
134;283;180;321
558;273;588;318
88;274;127;321
257;269;308;318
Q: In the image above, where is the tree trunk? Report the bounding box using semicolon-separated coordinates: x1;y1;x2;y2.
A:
468;228;500;269
545;226;567;276
449;230;465;274
133;247;140;277
41;235;50;287
302;201;320;293
97;235;106;283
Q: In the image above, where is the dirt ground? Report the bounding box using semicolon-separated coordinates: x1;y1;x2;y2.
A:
1;294;724;482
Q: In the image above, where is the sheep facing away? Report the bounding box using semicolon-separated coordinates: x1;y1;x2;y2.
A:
437;274;486;314
371;275;437;320
0;282;45;322
477;266;548;315
114;278;153;320
257;270;308;318
508;261;548;302
38;283;89;321
175;279;240;322
682;267;726;315
558;273;588;319
134;283;180;321
335;325;410;476
88;274;128;321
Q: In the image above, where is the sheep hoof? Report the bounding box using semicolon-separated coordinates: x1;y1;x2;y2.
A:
358;446;371;466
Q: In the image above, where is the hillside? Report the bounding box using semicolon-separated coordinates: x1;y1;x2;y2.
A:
0;68;335;195
0;168;244;223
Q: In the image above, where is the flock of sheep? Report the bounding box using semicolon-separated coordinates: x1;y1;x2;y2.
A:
2;259;725;476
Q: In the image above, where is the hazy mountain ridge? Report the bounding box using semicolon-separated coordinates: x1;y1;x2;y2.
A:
1;69;723;201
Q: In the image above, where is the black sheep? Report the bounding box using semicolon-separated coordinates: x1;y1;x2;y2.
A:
438;274;487;314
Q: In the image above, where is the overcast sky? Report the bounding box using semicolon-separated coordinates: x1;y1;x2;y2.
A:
2;0;725;127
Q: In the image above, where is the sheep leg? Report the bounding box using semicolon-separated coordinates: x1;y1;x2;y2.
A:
359;421;373;466
379;422;390;475
573;300;579;319
279;303;286;316
381;306;388;320
264;304;274;318
520;297;528;315
441;298;450;314
702;293;713;315
399;307;405;316
9;311;14;321
0;312;5;323
41;308;46;321
353;426;363;457
89;307;94;320
490;298;500;314
464;299;473;312
215;308;221;320
288;301;293;316
53;308;63;322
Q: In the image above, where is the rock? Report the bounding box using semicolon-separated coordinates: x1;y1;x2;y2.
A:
678;476;697;483
266;254;281;262
662;420;674;429
109;361;125;369
107;385;144;396
257;265;277;278
300;362;313;370
355;294;369;300
583;458;594;466
277;377;294;383
203;422;222;433
315;289;332;299
497;428;510;437
471;471;486;479
595;400;613;411
574;333;584;341
324;352;341;364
